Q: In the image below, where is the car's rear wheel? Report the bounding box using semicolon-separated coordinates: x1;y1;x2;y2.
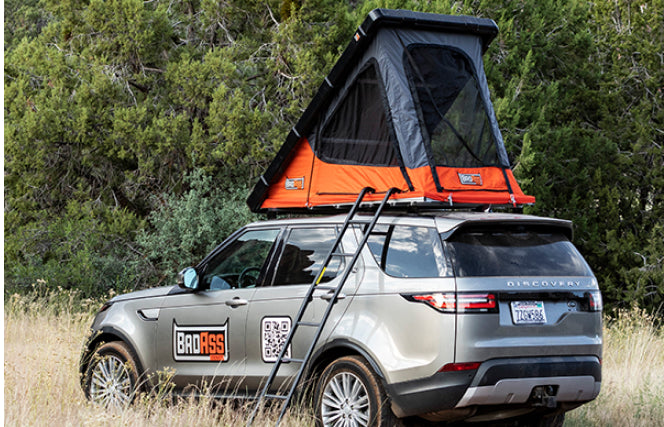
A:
83;341;140;408
314;355;397;427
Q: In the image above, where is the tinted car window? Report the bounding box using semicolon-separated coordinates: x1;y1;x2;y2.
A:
202;229;280;290
446;227;593;277
368;225;451;278
273;228;342;286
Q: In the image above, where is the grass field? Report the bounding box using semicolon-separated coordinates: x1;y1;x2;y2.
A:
4;292;664;426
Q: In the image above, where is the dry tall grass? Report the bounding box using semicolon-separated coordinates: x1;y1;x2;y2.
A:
565;308;664;427
4;292;664;426
3;292;312;426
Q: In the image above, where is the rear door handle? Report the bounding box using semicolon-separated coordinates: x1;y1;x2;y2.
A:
225;298;248;307
321;292;346;301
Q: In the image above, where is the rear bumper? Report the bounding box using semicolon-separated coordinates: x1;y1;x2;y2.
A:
456;356;601;407
386;355;601;419
386;370;474;418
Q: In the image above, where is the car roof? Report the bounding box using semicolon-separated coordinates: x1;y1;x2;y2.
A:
244;211;573;236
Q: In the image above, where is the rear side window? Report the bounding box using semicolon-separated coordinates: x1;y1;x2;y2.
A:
367;225;451;278
445;227;593;277
272;228;342;286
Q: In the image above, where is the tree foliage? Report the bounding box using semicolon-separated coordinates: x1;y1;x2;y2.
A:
134;171;258;287
4;0;663;313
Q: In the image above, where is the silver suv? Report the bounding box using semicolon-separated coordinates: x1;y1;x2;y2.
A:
80;212;602;426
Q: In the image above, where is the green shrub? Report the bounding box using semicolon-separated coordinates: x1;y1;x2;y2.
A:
4;200;143;299
135;170;259;287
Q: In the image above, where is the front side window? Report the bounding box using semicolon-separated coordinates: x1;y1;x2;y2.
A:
445;226;593;277
202;229;280;290
273;228;342;286
405;45;499;167
367;225;451;278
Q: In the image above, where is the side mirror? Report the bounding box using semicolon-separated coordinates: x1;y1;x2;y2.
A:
177;267;199;290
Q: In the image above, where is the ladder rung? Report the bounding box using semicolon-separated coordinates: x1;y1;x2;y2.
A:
349;219;371;224
281;357;305;363
297;321;322;327
265;394;288;400
331;252;355;257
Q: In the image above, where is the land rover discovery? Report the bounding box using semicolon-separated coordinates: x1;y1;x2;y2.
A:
80;211;602;426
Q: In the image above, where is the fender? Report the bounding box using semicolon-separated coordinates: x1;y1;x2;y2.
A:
309;338;386;380
79;325;147;384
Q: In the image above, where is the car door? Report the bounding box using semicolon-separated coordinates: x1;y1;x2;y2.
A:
244;225;359;392
155;227;281;395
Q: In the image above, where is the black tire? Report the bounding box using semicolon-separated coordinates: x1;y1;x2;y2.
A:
83;341;141;408
314;355;399;427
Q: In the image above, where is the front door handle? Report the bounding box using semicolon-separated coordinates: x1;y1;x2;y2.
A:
321;292;346;301
225;298;248;307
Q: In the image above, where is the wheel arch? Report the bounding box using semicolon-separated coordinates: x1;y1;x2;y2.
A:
79;326;146;385
308;339;386;384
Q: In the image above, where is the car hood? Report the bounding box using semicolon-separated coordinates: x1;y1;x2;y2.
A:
109;285;177;303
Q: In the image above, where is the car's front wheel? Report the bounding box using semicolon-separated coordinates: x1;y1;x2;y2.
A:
83;341;140;408
314;355;398;427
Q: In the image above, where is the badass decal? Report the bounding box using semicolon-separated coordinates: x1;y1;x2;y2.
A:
261;317;291;363
458;172;482;186
172;321;228;362
285;177;305;190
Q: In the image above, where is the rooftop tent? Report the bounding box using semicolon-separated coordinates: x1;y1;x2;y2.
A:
247;9;536;212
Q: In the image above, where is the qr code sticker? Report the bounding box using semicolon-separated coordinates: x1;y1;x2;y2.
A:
261;317;292;362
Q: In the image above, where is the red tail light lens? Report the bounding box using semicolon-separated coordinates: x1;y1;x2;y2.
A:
411;293;456;312
587;290;603;312
457;293;497;312
405;292;498;313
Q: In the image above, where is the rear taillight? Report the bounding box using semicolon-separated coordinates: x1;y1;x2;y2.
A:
405;292;498;313
457;293;497;312
411;293;456;312
587;290;603;312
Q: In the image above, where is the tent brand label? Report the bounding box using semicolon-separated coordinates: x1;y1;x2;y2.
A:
458;173;482;186
172;322;228;362
285;177;305;190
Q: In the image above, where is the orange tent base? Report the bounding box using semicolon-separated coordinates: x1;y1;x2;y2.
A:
259;138;535;211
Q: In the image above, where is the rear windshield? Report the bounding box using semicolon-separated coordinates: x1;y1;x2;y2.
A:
445;226;592;277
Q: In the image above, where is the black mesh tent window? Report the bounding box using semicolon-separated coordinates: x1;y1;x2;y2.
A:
319;61;399;166
404;45;500;168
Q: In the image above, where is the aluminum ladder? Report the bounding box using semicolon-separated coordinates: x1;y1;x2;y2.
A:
247;186;401;426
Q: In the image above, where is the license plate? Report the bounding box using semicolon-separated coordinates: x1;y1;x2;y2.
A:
510;301;547;325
